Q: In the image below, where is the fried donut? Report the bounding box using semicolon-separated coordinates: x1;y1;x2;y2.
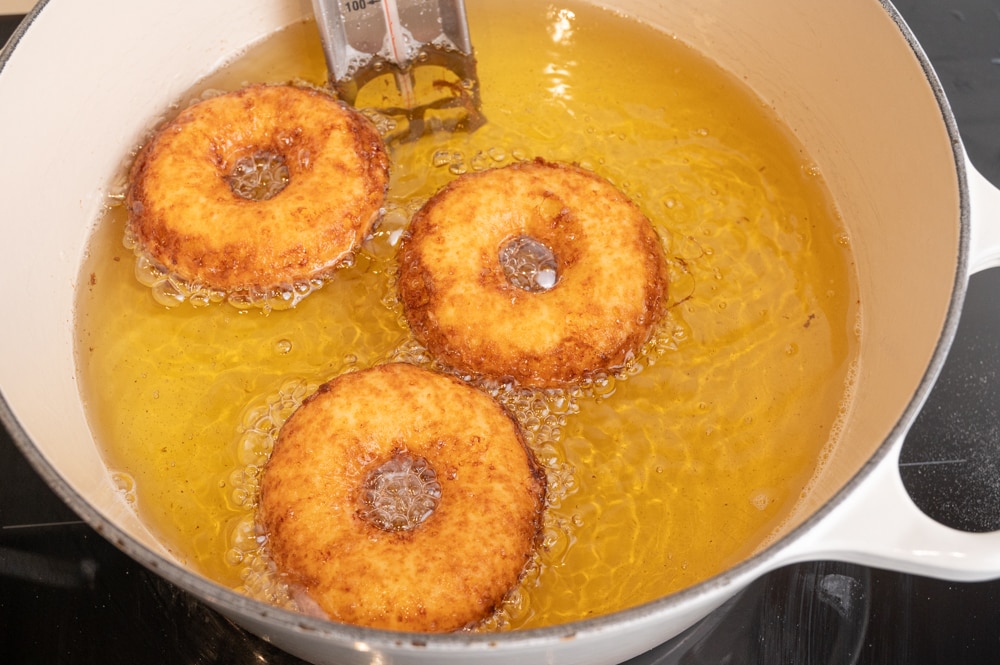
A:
258;363;545;632
398;159;667;387
126;83;389;299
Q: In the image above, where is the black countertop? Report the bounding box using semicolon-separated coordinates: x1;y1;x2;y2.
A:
2;2;1000;664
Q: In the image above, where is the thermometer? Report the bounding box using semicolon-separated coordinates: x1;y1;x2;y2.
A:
311;0;481;138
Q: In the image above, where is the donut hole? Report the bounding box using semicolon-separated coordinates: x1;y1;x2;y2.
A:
227;149;290;201
499;235;559;293
358;451;442;532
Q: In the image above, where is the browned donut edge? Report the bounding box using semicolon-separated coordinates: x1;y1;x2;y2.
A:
257;363;547;632
398;158;668;387
125;83;390;295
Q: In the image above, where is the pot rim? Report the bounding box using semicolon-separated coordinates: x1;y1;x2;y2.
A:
0;0;972;653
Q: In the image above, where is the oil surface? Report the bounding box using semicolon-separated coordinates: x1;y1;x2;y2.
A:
75;0;859;630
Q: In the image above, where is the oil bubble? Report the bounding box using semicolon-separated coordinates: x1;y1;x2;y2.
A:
151;279;186;308
750;491;772;511
112;471;138;505
432;150;452;167
590;372;616;398
470;151;491;171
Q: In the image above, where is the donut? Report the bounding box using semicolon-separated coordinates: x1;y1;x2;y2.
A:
397;159;668;387
257;363;546;632
126;83;389;298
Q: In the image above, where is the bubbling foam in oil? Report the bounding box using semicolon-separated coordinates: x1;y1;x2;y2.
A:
75;0;860;630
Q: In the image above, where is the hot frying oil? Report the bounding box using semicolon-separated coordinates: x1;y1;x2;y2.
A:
75;0;859;630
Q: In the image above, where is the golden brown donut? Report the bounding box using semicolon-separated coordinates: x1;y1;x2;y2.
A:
397;159;667;387
126;83;389;298
257;363;545;632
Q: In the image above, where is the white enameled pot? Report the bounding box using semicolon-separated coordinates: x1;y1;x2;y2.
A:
2;1;1000;664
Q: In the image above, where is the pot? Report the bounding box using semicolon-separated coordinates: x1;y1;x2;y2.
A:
2;0;1000;663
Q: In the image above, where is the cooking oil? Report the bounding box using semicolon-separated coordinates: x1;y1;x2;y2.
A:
75;0;859;630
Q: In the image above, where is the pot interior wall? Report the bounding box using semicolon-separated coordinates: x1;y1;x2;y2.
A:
0;0;962;614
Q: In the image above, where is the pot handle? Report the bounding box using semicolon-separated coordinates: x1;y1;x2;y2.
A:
967;157;1000;273
777;155;1000;579
779;434;1000;581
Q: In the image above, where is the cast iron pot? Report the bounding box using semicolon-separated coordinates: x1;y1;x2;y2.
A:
2;1;1000;663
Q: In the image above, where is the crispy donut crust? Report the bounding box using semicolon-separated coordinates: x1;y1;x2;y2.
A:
126;84;389;293
258;363;546;632
398;159;668;387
